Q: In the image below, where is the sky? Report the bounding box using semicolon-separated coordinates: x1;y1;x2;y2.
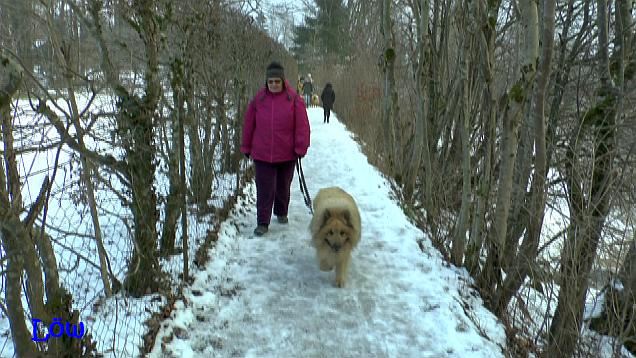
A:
148;107;507;357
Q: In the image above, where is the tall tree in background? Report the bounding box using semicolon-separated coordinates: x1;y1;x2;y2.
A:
0;1;35;82
292;0;351;69
266;3;298;50
291;17;318;70
314;0;350;63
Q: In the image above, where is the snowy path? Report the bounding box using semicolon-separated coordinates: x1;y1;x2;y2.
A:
150;108;505;357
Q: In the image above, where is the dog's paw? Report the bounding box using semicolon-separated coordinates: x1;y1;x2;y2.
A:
319;260;333;271
335;277;346;288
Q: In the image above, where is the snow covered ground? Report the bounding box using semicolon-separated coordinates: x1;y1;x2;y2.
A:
150;108;506;357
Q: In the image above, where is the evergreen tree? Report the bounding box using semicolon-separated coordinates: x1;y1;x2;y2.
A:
292;0;350;68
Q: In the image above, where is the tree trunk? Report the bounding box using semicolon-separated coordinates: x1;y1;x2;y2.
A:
122;104;162;295
548;197;613;356
1;55;52;355
217;90;232;174
80;0;165;295
492;0;556;316
547;0;627;354
46;16;115;295
380;0;398;175
81;159;114;296
404;0;431;209
502;111;532;271
160;112;183;255
161;60;186;255
451;0;473;267
231;79;248;175
1;236;37;357
121;0;164;296
480;0;538;304
465;0;499;277
188;98;216;210
590;235;636;354
1;52;50;321
0;55;37;354
179;77;189;282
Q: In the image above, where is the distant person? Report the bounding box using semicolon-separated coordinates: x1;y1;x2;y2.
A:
303;73;314;106
320;83;335;123
240;61;311;236
297;75;304;94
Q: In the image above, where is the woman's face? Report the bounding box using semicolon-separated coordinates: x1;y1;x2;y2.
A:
267;78;283;93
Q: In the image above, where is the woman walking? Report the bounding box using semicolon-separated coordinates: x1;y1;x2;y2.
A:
241;61;311;236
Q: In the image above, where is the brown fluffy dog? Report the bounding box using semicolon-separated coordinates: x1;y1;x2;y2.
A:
309;187;361;288
311;93;320;107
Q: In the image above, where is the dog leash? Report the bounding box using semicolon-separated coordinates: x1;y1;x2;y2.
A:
296;158;313;214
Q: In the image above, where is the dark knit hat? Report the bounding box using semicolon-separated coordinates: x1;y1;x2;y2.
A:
266;61;285;79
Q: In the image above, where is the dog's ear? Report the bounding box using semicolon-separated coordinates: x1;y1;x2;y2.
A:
319;209;331;230
343;210;353;228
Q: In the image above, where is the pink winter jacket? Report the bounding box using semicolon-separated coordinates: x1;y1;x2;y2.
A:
241;81;310;163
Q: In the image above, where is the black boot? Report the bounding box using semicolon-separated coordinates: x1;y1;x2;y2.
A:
253;225;268;236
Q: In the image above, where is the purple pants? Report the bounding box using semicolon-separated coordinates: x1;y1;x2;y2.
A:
254;160;296;225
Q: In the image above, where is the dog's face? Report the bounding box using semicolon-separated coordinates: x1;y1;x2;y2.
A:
318;209;355;253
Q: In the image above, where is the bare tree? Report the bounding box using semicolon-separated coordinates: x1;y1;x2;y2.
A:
465;0;501;277
294;0;636;354
0;48;38;358
547;0;633;355
1;48;97;357
39;0;114;296
402;0;433;224
450;0;475;266
479;0;539;304
379;0;400;176
58;0;166;295
492;0;556;317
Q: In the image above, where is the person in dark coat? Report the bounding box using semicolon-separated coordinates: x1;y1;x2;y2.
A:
320;83;335;123
241;61;311;236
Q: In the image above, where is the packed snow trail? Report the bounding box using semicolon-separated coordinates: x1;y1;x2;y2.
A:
150;108;505;357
